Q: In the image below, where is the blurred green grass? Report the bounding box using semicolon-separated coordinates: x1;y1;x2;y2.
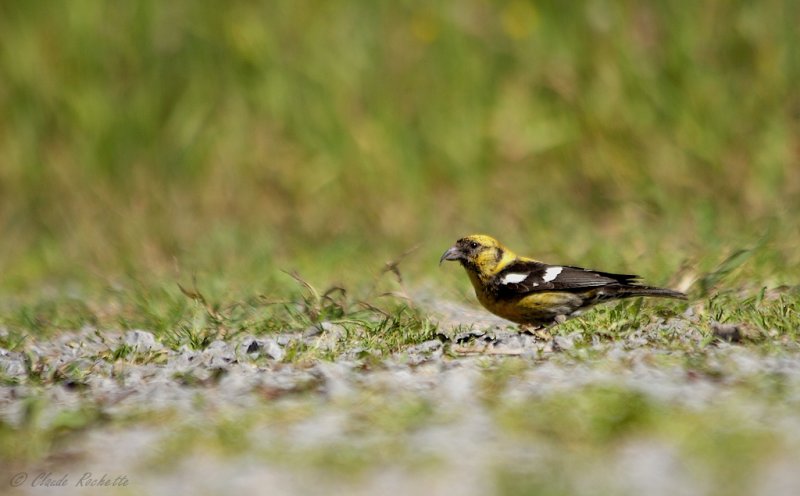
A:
0;0;798;300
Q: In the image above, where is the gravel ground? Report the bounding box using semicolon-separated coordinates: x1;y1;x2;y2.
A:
2;300;800;496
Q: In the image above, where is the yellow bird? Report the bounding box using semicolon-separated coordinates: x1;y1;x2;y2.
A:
440;234;686;327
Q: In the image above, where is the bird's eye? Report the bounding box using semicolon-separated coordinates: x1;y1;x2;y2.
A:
469;241;479;250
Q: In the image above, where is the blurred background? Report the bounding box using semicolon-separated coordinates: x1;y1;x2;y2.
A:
1;0;798;298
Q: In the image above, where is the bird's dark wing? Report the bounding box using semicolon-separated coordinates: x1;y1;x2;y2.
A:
492;260;641;298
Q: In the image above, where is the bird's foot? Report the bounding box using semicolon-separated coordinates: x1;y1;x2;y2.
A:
518;324;553;341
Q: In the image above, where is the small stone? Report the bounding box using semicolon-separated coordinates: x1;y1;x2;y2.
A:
303;325;323;338
170;349;198;368
124;330;162;352
207;340;229;351
308;323;348;351
711;322;744;343
494;333;521;347
246;340;260;354
204;340;235;367
262;339;285;361
454;329;486;344
417;340;443;353
553;335;575;351
240;338;284;361
304;321;347;338
0;352;26;378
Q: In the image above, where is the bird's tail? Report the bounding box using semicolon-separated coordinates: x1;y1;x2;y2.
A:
616;285;687;300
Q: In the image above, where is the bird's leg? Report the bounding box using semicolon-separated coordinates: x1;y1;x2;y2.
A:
522;315;569;341
533;327;554;341
517;323;541;335
518;323;554;341
534;315;571;341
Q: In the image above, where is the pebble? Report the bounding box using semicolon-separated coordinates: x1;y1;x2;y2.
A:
262;339;285;361
124;330;163;352
0;350;26;378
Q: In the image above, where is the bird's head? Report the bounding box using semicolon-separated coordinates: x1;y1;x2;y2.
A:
440;234;516;276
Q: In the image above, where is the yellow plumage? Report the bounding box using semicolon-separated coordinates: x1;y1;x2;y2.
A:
440;234;686;327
